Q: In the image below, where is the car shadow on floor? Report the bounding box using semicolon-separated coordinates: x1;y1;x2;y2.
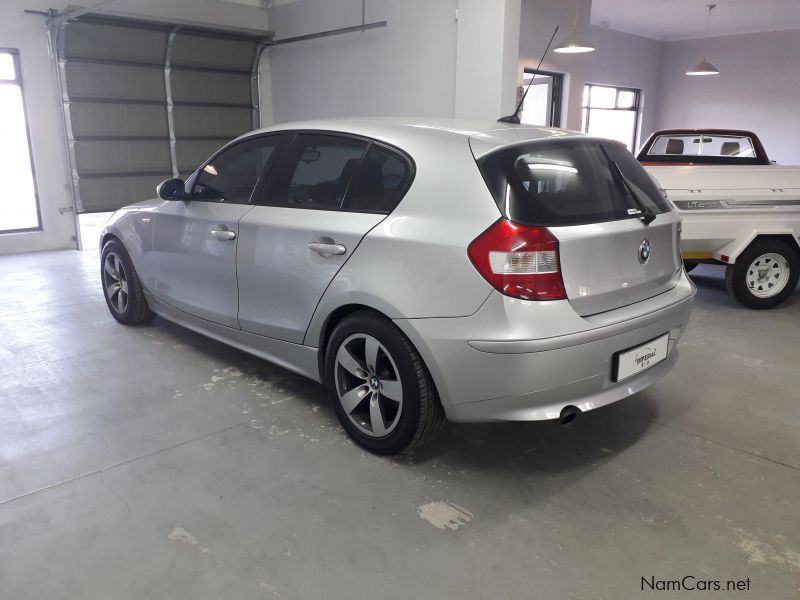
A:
403;393;658;469
139;316;660;485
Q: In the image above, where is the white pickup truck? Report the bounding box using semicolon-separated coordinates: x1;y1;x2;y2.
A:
638;129;800;309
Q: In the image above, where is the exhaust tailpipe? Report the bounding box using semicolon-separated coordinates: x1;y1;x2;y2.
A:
559;405;581;425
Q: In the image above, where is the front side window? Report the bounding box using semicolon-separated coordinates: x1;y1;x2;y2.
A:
265;134;368;209
477;139;670;227
192;135;284;204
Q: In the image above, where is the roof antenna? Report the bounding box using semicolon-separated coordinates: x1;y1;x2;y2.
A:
498;26;559;124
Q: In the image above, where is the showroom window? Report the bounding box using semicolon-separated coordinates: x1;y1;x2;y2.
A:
581;84;641;151
0;49;41;233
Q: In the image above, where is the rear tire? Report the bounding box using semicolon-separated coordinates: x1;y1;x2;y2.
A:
324;312;445;455
101;238;156;325
683;260;699;273
725;240;799;309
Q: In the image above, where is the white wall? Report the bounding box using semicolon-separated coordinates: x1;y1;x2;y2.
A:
454;0;521;120
656;29;800;165
264;0;521;124
0;0;270;255
518;0;663;148
518;0;593;131
265;0;459;123
587;26;663;144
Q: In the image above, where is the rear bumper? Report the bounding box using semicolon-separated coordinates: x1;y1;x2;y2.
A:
394;271;695;423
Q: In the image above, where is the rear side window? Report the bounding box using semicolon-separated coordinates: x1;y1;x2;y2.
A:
477;139;670;227
342;145;412;213
266;134;368;209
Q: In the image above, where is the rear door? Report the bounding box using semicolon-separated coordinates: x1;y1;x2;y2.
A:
475;138;680;316
237;134;413;342
150;134;285;327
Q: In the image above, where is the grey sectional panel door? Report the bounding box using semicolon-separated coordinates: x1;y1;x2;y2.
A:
56;15;270;213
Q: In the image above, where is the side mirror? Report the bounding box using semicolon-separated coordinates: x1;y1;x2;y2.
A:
157;178;186;200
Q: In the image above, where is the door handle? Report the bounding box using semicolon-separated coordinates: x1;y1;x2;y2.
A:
308;242;346;256
211;228;236;241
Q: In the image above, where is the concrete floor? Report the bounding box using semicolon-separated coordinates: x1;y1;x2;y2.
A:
1;250;798;599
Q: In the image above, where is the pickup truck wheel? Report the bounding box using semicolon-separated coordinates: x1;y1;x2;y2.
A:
683;260;699;273
725;240;799;309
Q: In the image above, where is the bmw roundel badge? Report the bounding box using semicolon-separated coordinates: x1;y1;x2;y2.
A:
639;239;651;264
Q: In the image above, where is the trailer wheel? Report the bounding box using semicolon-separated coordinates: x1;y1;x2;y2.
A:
725;240;799;309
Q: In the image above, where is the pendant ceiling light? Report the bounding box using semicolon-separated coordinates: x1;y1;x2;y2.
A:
554;0;595;54
686;4;720;76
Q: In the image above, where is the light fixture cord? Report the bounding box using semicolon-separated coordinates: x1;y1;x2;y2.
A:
706;3;716;36
574;0;579;31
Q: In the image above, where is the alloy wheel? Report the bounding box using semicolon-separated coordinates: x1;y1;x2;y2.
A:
334;333;404;437
103;252;129;314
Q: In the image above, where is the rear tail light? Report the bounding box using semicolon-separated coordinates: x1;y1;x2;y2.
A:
467;218;567;301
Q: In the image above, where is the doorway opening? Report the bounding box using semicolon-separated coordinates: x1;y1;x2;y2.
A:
520;69;563;127
0;49;41;234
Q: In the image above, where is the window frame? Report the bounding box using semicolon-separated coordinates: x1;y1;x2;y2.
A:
581;83;641;152
256;130;416;215
184;132;289;205
0;48;43;234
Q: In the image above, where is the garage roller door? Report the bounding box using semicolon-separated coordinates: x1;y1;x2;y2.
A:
56;14;271;213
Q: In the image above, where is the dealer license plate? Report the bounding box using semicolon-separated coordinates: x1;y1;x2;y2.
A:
613;334;669;382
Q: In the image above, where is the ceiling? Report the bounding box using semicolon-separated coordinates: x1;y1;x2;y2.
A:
591;0;800;41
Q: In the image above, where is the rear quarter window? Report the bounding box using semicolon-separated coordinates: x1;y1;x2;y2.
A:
477;138;670;227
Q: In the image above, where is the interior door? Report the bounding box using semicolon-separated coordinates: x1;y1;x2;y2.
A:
237;134;413;343
149;134;286;327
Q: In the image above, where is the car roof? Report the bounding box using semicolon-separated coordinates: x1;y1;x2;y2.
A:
243;117;585;157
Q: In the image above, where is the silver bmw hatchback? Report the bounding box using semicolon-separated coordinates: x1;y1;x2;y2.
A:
101;118;695;454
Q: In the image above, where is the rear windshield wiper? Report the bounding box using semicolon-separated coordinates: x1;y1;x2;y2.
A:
600;146;657;225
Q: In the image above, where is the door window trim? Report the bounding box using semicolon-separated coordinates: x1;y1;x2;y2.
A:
0;48;43;234
256;130;416;215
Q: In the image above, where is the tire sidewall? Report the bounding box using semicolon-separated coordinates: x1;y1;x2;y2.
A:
730;241;800;309
325;313;423;454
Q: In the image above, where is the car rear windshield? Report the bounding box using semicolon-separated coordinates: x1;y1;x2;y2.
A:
476;138;670;227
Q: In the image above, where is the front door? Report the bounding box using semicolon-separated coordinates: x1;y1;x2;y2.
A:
237;134;413;343
150;134;286;328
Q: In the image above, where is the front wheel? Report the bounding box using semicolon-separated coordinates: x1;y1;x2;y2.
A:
101;239;156;325
324;312;445;455
725;240;799;309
